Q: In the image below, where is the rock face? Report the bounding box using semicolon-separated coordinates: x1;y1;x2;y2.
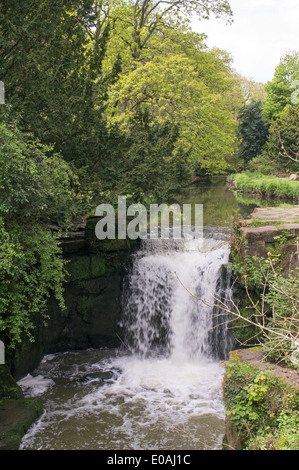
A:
239;206;299;277
10;217;139;380
0;365;43;450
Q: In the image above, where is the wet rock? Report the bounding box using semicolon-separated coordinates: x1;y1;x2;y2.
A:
0;398;43;450
0;365;43;450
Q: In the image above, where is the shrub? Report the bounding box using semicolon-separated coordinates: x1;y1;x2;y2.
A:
223;359;299;450
0;122;84;348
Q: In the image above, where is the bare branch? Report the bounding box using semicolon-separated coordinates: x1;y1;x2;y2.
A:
279;129;299;163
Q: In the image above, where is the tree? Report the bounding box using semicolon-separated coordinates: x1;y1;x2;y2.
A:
238;76;266;108
95;0;241;176
0;122;85;348
0;0;112;167
97;111;189;204
0;0;241;204
263;51;299;123
265;104;299;173
103;10;242;175
99;0;232;63
236;101;269;165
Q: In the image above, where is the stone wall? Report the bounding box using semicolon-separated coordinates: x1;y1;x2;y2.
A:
238;206;299;277
10;217;139;380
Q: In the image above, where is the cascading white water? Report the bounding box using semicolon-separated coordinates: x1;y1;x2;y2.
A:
19;232;234;450
121;237;232;362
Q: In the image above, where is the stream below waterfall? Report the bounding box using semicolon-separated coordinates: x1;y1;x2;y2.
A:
17;177;263;450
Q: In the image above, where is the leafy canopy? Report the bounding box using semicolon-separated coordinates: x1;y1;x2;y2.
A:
263;51;299;123
101;1;241;175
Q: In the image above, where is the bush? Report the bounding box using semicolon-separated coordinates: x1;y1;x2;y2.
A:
224;359;299;450
229;224;299;366
265;104;299;173
0;122;84;348
247;152;283;176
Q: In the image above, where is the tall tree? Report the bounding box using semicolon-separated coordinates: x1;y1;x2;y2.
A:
0;0;110;164
265;104;299;173
104;40;241;174
236;100;269;165
263;51;299;123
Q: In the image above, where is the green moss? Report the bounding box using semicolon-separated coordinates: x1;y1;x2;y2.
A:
66;255;91;281
0;365;23;400
0;365;43;450
77;294;96;320
0;397;43;450
90;256;106;278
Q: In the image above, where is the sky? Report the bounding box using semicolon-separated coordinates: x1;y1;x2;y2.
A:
191;0;299;84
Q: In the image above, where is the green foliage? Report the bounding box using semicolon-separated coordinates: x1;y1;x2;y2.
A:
101;2;241;176
0;0;115;204
0;222;66;346
0;122;84;348
262;265;299;363
105;48;240;175
0;0;98;145
224;359;299;450
236;100;269;165
0;0;243;204
264;104;299;174
230;224;299;364
0;123;84;225
247;152;282;176
98;112;189;205
263;51;299;123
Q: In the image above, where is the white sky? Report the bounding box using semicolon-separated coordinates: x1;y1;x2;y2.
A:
191;0;299;84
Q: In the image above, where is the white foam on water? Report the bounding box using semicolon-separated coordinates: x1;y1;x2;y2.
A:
18;374;55;397
20;235;231;450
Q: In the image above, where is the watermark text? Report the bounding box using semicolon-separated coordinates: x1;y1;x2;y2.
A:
95;197;203;240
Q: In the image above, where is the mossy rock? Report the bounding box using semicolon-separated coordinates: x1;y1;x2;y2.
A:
0;397;43;450
227;350;243;363
90;256;106;278
66;255;91;281
0;365;23;400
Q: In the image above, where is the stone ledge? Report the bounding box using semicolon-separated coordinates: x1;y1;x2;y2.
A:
228;349;299;388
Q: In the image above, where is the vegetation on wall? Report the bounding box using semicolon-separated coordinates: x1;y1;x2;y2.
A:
223;357;299;450
227;223;299;367
0;122;85;348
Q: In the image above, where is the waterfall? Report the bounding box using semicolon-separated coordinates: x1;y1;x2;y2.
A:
120;235;234;362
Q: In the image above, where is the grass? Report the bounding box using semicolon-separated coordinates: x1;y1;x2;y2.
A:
232;172;299;200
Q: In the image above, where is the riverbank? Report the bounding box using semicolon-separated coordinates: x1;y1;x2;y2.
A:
223;349;299;450
230;172;299;201
224;204;299;450
0;365;43;450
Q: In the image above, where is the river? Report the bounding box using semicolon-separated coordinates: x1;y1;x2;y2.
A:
17;177;272;450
